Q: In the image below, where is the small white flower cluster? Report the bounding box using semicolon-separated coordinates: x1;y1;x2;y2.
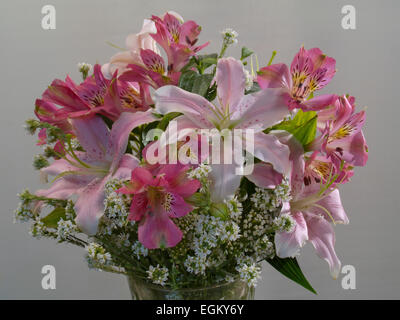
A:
14;202;34;223
188;163;212;180
77;62;92;74
224;274;235;284
253;235;275;260
226;197;243;220
29;219;46;239
69;138;81;150
100;179;130;235
250;178;292;212
147;264;169;286
244;69;254;91
272;178;292;207
236;262;262;287
184;214;240;275
184;254;208;275
273;213;296;233
65;200;75;220
188;164;212;193
132;241;149;260
221;28;238;45
56;218;78;241
86;242;112;269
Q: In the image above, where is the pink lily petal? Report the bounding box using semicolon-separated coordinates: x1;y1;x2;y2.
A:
74;177;108;235
107;110;157;172
35;178;84;200
209;163;242;202
154;85;217;129
275;211;308;258
246;162;283;189
244;132;290;175
112;154;140;181
71;116;110;161
312;189;349;224
271;130;305;197
304;212;341;279
216;57;246;113
235;88;289;131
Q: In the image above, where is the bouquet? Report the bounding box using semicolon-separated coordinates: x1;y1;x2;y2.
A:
15;11;368;298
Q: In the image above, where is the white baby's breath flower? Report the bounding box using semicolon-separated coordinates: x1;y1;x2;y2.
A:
56;218;78;241
147;264;169;286
273;213;296;233
132;241;149;259
221;28;238;45
85;242;112;268
77;62;92;74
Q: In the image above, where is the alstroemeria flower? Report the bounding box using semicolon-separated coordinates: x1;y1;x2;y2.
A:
118;164;200;249
271;134;348;279
150;12;209;73
35;111;156;234
315;95;368;168
154;57;290;202
304;151;354;186
101;18;159;78
35;65;111;125
105;12;208;89
102;75;151;121
257;47;337;111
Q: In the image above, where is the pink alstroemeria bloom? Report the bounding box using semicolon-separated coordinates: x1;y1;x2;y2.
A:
268;135;348;279
257;47;337;111
101;18;159;78
118;164;200;249
35;65;111;125
154;57;290;202
150;12;209;73
35;111;156;234
315;95;368;168
304;151;354;186
102;74;151;121
119;12;208;89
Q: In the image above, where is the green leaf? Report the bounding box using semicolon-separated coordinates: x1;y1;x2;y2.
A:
41;207;66;228
271;109;317;149
241;47;254;60
197;53;218;70
178;70;198;92
192;74;214;97
157;112;182;131
179;70;214;98
266;256;317;294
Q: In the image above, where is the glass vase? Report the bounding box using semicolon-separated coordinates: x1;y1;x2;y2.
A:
127;275;255;300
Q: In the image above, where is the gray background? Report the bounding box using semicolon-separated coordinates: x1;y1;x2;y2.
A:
0;0;398;299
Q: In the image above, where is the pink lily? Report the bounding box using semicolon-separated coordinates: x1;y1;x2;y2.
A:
154;57;290;202
266;135;348;278
35;111;156;234
118;164;200;249
257;47;337;111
